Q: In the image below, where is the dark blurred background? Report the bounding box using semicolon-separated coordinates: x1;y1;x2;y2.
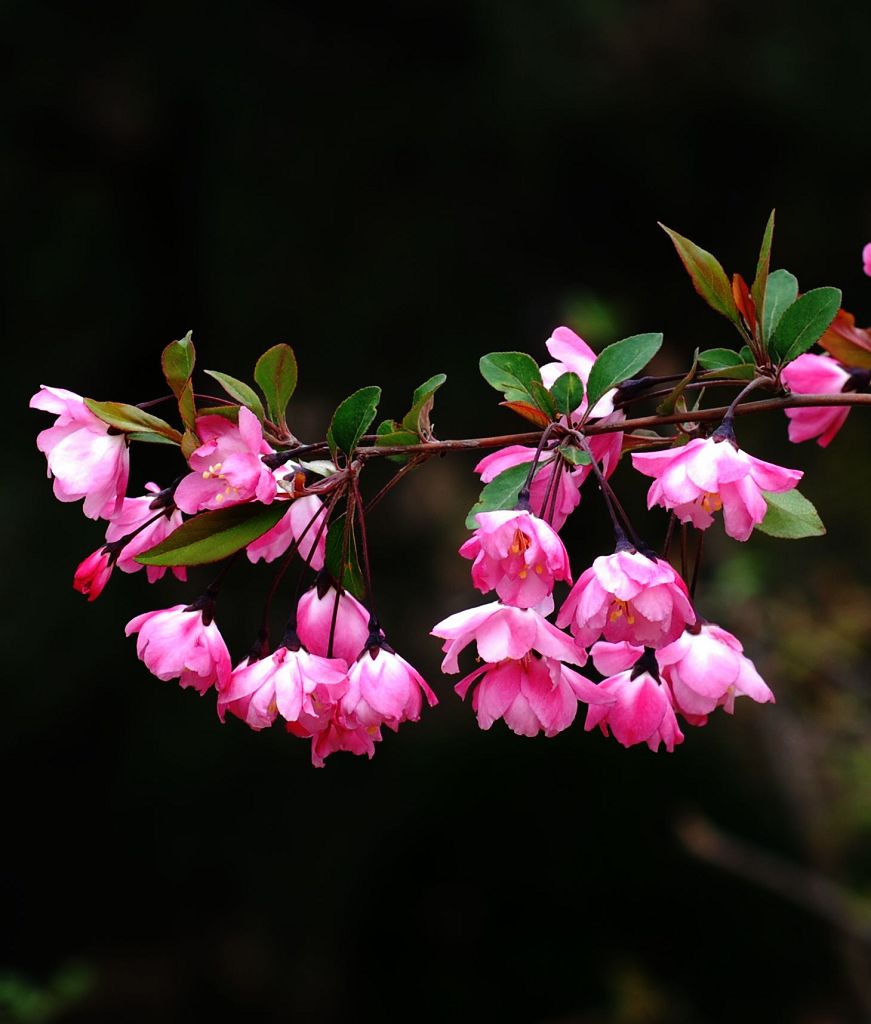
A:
5;2;871;1021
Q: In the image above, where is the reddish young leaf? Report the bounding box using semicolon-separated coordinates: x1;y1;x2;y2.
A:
500;401;551;427
818;309;871;369
732;273;757;333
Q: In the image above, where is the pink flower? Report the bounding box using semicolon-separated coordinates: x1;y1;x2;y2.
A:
863;242;871;277
459;510;572;608
540;325;616;419
431;601;586;673
474;447;583;532
289;716;382;768
556;547;694;649
656;623;774;722
584;642;684;752
218;645;348;729
125;603;232;694
246;494;328;568
781;353;852;447
173;407;276;513
341;643;437;730
456;654;609;738
73;548;113;601
631;435;803;542
30;385;129;519
104;484;187;583
296;583;370;664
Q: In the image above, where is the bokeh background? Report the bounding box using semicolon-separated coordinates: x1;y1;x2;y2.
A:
5;2;871;1021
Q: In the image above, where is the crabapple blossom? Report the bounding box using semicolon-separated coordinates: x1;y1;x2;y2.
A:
30;385;129;519
556;546;694;648
631;435;803;542
218;644;348;729
341;642;437;730
459;509;572;608
103;484;187;583
431;601;585;674
540;325;617;419
455;654;609;738
781;353;852;447
584;642;684;752
246;494;328;568
173;407;276;513
296;582;370;664
863;242;871;277
73;548;114;602
656;622;774;721
125;603;232;695
289;715;382;768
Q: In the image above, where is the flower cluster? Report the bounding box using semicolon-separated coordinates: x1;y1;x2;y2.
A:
31;376;435;767
433;326;783;751
31;218;864;767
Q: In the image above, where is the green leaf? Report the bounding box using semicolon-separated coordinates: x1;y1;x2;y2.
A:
376;419;419;463
161;331;195;398
697;348;744;371
196;404;240;421
585;332;663;413
324;513;366;600
550;371;584;416
756;489;825;539
558;444;591;466
254;344;298;427
659;224;740;324
85;400;182;443
479;351;542;403
465;463;531;529
770;287;842;365
762;269;799;343
656;349;699;416
136;502;288;566
204;370;266;420
401;372;447;436
327;385;382;458
127;430;179;445
750;209;775;322
529;380;559;421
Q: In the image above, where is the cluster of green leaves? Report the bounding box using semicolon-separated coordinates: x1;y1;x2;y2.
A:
662;213;842;374
468;332;663;525
662;214;843;539
85;332;300;454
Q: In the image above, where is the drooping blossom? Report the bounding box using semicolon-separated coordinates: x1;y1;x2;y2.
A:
341;641;438;731
456;654;610;738
30;385;129;519
631;435;803;542
781;353;852;447
459;510;572;608
474;447;584;532
73;548;114;602
218;642;348;729
173;407;276;513
556;546;694;649
125;603;232;694
246;494;328;568
289;714;382;768
656;622;774;723
431;601;586;673
296;582;370;664
584;641;684;752
103;483;187;583
863;242;871;277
